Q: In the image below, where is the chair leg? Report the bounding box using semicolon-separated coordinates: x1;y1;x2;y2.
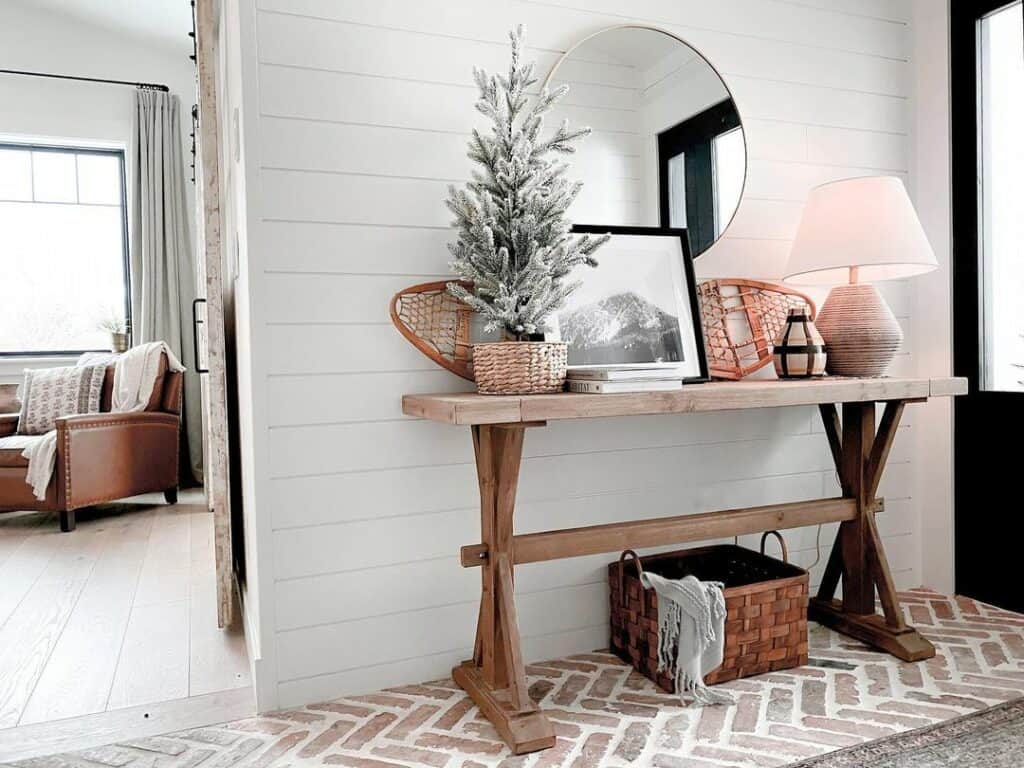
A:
59;509;76;532
164;487;178;505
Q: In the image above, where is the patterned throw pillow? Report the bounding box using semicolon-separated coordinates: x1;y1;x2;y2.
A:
17;365;107;435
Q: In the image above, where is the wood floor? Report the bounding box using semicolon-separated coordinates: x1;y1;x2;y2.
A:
0;490;251;733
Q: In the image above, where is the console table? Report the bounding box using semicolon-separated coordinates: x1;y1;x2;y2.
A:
402;376;967;754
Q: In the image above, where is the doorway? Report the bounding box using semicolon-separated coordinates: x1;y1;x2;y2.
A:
0;0;249;758
951;0;1024;611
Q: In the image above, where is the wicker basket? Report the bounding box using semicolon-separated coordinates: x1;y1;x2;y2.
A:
471;341;568;395
609;532;809;691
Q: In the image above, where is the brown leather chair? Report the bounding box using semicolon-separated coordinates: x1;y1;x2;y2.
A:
0;354;182;532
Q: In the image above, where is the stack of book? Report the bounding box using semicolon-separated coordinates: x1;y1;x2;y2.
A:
565;365;684;394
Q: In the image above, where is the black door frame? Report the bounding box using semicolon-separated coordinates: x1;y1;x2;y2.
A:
657;99;741;257
950;0;1023;610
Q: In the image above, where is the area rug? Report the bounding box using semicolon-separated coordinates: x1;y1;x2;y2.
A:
786;697;1024;767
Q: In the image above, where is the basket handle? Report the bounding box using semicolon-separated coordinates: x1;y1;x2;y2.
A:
760;530;789;563
618;549;646;619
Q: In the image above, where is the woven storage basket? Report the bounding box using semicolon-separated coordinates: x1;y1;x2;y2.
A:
472;341;568;395
609;532;809;691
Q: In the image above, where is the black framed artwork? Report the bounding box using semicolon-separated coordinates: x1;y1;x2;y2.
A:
554;225;710;384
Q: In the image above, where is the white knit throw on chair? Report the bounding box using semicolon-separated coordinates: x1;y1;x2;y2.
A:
639;571;736;706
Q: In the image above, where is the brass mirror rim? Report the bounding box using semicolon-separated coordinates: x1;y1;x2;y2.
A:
541;24;749;256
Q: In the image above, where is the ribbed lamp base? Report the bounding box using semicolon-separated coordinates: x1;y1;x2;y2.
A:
815;284;902;377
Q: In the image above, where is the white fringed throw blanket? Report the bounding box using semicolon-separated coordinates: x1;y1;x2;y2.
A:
109;341;185;412
21;342;185;500
639;571;736;706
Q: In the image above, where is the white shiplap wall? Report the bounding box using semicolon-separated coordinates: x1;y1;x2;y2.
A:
240;0;917;709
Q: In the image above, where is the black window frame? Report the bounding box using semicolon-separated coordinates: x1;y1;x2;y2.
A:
657;99;742;257
950;0;1024;610
0;141;132;358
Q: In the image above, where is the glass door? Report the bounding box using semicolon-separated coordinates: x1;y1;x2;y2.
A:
951;0;1024;612
977;1;1024;392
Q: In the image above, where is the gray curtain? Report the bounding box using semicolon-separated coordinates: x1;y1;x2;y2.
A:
130;89;203;484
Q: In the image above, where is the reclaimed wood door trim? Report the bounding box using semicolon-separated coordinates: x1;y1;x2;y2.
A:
195;0;233;628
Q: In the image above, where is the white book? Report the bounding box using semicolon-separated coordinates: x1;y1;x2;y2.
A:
566;365;686;382
565;379;683;394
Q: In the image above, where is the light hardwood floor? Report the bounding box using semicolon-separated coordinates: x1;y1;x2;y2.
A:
0;490;251;733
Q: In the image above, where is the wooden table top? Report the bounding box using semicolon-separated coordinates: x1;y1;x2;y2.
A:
402;376;968;426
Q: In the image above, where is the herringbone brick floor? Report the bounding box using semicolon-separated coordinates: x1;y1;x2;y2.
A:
9;590;1024;768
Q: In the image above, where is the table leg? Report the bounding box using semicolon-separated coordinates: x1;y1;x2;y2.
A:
453;424;555;755
809;402;935;662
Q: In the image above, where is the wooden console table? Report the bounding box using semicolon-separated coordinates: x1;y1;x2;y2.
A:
402;376;966;754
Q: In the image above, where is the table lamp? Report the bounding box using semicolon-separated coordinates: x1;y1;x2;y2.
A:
782;176;938;377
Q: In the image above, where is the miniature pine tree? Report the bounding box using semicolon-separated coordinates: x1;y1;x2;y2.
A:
446;25;608;341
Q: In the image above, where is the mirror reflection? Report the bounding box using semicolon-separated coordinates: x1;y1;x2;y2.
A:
546;26;747;257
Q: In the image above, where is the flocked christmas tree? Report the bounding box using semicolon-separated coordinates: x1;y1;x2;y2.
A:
446;26;608;341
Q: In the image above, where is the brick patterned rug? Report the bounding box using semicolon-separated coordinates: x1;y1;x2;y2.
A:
8;589;1024;768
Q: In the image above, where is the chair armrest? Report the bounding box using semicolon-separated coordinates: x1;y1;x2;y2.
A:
0;413;19;438
55;411;180;509
56;412;180;431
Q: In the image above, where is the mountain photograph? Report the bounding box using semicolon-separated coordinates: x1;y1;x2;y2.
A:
559;291;686;365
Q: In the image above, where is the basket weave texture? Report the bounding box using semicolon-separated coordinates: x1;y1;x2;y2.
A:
472;341;567;395
389;280;475;381
609;541;809;691
698;279;817;380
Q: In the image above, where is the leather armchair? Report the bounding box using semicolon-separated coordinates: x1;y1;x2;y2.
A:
0;355;183;531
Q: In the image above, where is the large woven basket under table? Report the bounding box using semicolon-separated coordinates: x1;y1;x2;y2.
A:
609;532;809;691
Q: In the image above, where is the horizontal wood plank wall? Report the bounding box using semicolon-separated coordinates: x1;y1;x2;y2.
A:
248;0;915;708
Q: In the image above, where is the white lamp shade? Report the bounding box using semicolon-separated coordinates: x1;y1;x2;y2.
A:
783;176;939;286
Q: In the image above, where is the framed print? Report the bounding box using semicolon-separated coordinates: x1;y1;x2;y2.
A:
552;226;709;383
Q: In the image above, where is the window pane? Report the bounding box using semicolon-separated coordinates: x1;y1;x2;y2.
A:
0;149;32;201
713;127;745;237
32;151;78;203
0;147;128;354
77;153;122;205
978;1;1024;392
667;152;686;228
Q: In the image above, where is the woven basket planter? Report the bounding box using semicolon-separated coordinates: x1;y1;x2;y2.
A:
472;341;568;395
609;533;809;691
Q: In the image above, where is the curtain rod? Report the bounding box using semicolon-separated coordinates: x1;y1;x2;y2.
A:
0;68;169;92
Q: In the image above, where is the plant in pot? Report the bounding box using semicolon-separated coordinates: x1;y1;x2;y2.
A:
97;308;129;353
446;26;608;395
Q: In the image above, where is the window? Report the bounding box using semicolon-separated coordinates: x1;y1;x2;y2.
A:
0;143;130;356
657;99;743;256
977;1;1024;392
712;127;745;239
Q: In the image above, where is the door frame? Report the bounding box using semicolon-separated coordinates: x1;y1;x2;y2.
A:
194;0;234;628
949;0;1022;609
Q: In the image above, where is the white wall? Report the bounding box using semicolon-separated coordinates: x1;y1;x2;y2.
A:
231;0;926;710
216;0;278;710
909;0;954;594
0;1;196;381
549;48;646;227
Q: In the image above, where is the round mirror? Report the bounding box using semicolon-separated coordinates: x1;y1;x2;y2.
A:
545;26;747;258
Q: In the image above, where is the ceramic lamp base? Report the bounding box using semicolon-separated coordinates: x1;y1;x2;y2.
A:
815;284;902;377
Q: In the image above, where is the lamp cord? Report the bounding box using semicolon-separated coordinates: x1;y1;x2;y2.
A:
808;467;843;572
